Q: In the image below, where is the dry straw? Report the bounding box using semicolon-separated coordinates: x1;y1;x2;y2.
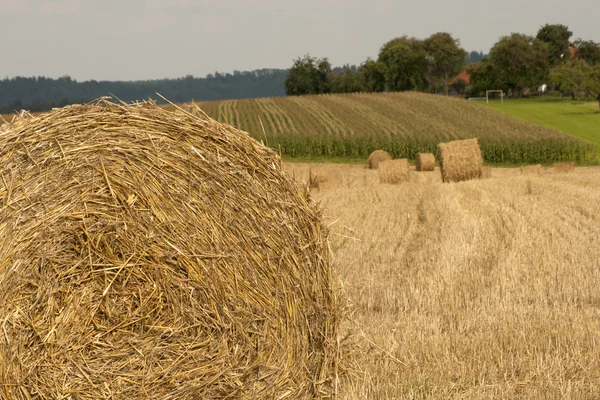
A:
553;162;575;173
520;164;542;175
480;166;492;179
437;138;483;183
309;167;328;189
415;153;435;171
379;159;410;184
0;98;339;399
367;150;392;169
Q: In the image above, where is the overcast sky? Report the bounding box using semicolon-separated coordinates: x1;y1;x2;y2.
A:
1;0;597;81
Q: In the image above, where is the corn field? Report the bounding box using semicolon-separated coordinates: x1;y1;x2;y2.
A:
193;92;595;164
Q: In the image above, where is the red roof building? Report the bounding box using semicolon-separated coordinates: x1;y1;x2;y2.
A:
568;42;577;59
450;69;470;85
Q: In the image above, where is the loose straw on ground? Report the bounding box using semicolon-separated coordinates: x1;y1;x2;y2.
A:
553;162;575;173
521;164;542;175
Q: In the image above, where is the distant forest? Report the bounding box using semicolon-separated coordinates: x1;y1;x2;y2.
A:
0;69;288;114
467;51;486;64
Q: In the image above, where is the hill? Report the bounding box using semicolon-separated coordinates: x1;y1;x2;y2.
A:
3;92;594;164
482;97;600;153
190;92;595;164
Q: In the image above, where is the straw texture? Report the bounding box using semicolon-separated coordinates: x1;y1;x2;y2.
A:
0;99;338;399
481;166;492;179
309;167;328;189
379;159;410;184
367;150;391;169
415;153;435;171
437;138;483;183
521;164;542;175
553;162;575;173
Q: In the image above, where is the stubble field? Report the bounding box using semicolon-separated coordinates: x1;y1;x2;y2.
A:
283;162;600;399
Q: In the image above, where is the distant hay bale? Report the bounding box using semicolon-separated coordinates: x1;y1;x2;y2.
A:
481;166;492;179
368;150;392;169
520;164;542;175
553;162;575;173
0;99;338;399
437;138;483;183
379;159;410;184
416;152;435;171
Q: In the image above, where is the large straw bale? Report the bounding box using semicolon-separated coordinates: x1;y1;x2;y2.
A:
553;162;575;173
379;159;410;184
368;150;392;169
416;152;435;171
0;99;338;399
437;138;483;183
520;164;542;175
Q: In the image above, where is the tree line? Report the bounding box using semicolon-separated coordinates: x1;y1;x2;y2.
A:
284;24;600;106
285;32;472;96
468;25;600;105
0;69;288;114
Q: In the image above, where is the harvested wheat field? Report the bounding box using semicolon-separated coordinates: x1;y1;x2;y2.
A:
521;164;543;175
285;162;600;399
0;101;338;399
553;161;576;173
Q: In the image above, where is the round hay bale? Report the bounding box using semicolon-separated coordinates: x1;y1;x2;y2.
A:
379;159;410;184
367;150;392;169
415;153;435;171
0;100;338;398
437;138;483;183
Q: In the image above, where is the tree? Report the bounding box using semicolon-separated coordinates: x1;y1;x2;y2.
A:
329;66;362;93
315;58;333;94
573;39;600;65
550;59;591;100
489;33;550;95
466;60;499;95
357;59;386;92
423;32;468;95
589;64;600;109
550;60;600;109
284;54;332;96
536;24;572;67
378;36;428;91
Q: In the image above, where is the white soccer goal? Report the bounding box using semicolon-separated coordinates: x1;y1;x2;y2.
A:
486;90;504;104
